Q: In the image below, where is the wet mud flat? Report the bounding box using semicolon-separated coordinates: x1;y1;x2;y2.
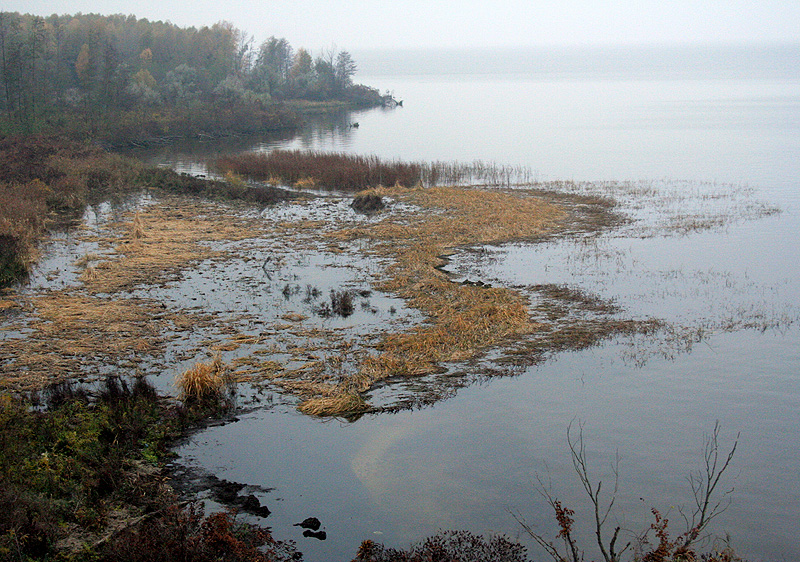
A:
0;178;787;412
0;184;599;405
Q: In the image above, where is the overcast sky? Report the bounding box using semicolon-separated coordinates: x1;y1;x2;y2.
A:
7;0;800;51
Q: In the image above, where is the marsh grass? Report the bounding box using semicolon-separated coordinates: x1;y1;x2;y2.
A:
0;293;167;391
316;289;356;318
213;150;537;191
215;150;422;191
11;148;776;422
0;136;298;287
236;184;621;416
131;212;146;240
331;185;567;386
0;195;271;394
297;390;369;419
175;354;234;409
0;136;146;287
549;178;781;238
0;179;50;285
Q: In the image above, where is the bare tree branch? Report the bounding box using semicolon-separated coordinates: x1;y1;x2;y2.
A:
567;420;622;562
678;421;739;551
516;422;736;562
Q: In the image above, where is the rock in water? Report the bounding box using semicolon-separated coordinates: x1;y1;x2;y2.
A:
302;529;327;540
293;517;321;531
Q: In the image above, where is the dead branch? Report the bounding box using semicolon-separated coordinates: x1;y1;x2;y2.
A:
678;420;739;551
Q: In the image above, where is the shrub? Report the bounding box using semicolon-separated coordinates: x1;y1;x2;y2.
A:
0;376;184;559
98;504;300;562
352;530;527;562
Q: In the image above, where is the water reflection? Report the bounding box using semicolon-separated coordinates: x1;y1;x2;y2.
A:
83;50;800;562
130;106;381;176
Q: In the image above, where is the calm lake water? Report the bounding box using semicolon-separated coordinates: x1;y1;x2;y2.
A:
154;45;800;561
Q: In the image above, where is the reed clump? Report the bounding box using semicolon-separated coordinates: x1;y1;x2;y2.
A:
213;150;536;192
215;150;422;191
298;391;369;419
175;354;234;409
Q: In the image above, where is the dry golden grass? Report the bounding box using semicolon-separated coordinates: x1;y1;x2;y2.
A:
175;354;230;403
0;185;582;416
281;313;307;322
80;265;98;282
328;185;565;389
130;212;146;240
0;292;167;390
80;196;260;294
0;195;266;392
298;391;368;417
242;185;569;415
73;253;101;268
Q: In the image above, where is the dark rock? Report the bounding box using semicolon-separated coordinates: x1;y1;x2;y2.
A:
351;193;385;213
253;505;272;517
294;517;321;531
239;494;271;517
302;530;327;540
240;494;260;510
212;480;244;503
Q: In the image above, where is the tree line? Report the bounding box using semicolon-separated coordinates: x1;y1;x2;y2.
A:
0;11;380;133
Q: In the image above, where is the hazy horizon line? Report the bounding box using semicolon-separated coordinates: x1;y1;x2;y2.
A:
352;41;800;54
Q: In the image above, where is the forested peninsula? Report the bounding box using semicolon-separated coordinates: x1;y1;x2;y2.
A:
0;11;386;142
